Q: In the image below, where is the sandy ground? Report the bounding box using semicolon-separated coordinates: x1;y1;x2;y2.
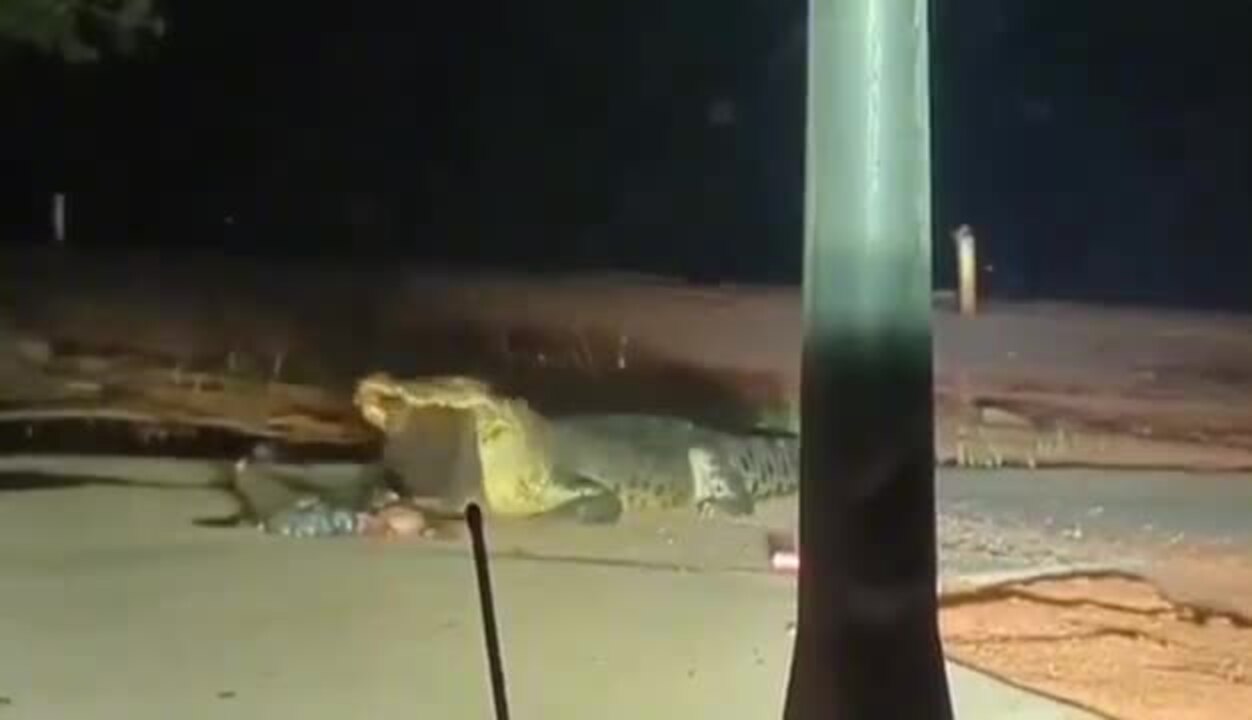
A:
942;567;1252;720
0;476;1093;720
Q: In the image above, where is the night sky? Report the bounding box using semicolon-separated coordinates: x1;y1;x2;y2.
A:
3;1;1250;309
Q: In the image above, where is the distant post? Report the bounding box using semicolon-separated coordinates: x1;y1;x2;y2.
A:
52;193;67;246
953;224;978;315
784;0;953;718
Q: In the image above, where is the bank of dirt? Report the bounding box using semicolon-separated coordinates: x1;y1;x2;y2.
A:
6;250;1252;470
941;549;1252;720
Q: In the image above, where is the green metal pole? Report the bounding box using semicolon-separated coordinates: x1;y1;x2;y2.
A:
784;0;953;718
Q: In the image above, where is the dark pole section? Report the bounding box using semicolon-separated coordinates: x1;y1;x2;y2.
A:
784;1;953;719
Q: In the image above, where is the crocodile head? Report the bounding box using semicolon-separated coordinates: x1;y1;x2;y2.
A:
352;372;593;518
354;372;497;434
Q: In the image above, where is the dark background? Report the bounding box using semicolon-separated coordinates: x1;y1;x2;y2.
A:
3;1;1250;309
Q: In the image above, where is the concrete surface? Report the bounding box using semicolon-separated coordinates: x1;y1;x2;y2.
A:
940;468;1252;549
0;465;1097;719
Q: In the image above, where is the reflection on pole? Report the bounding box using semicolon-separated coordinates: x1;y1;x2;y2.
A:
784;0;953;718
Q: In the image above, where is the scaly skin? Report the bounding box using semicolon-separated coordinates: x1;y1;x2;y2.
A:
548;414;799;516
353;374;797;521
357;372;1252;529
355;374;1252;529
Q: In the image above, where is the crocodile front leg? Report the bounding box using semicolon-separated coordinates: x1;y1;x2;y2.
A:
533;472;624;524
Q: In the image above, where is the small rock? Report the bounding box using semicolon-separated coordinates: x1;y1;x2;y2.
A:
366;504;430;539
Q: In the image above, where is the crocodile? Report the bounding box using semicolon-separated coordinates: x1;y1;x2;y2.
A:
352;373;802;524
352;371;1252;529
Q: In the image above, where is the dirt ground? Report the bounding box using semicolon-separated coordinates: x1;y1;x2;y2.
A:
7;248;1252;469
942;547;1252;720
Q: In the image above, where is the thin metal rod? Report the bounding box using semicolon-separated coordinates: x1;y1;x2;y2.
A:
465;502;512;720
